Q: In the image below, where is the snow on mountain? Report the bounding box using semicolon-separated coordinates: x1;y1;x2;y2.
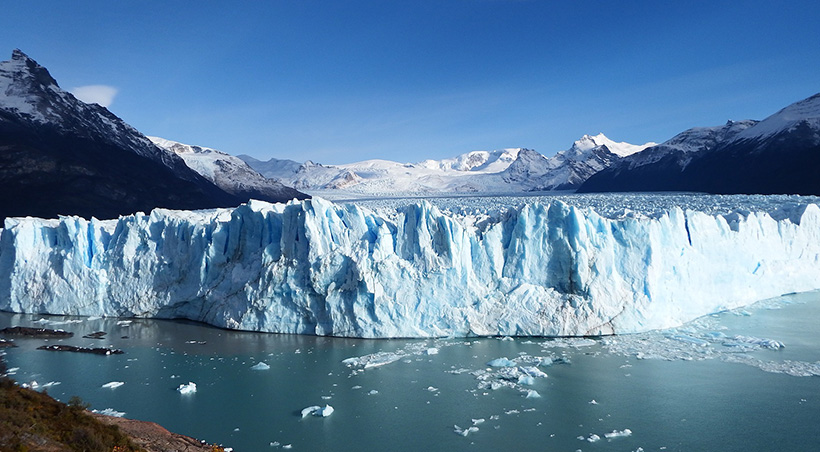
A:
237;154;303;182
416;148;521;172
241;136;654;196
149;137;307;202
579;92;820;195
0;49;181;171
613;120;758;172
0;49;251;222
569;133;653;157
733;93;820;143
2;197;818;338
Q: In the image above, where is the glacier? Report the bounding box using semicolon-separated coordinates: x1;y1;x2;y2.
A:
0;197;819;338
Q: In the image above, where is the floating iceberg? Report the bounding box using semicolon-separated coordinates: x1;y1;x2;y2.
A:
605;428;633;439
301;404;334;418
93;408;126;417
101;381;124;389
250;362;271;370
176;382;197;395
1;197;819;338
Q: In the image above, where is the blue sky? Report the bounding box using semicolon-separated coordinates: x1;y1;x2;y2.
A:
2;1;819;164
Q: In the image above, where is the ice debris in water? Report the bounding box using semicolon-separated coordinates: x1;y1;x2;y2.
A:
600;298;820;376
453;425;479;437
605;429;633;439
456;352;552;395
93;408;126;417
102;381;124;389
525;389;541;398
487;357;517;367
177;382;197;395
251;362;271;370
301;405;334;418
343;341;452;374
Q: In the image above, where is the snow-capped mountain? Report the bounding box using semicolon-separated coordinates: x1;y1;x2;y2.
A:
149;137;307;202
0;49;183;171
240;135;655;196
579;93;820;195
0;49;261;222
504;133;656;190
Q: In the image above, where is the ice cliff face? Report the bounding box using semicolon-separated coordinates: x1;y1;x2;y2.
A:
1;198;818;338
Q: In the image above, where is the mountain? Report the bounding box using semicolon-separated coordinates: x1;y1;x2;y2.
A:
0;50;245;223
240;135;654;195
503;134;656;190
149;137;307;202
578;94;820;195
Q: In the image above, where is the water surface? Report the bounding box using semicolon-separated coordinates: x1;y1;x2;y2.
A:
2;291;819;451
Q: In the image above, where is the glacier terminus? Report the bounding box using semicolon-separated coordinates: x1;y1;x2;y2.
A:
1;195;819;338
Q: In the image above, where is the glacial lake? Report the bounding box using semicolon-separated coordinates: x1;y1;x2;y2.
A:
2;290;820;451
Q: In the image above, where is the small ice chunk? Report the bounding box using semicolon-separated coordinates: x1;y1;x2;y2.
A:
301;404;334;418
251;362;271;371
587;434;601;442
589;399;598;405
426;386;438;392
301;405;321;418
605;428;633;439
521;366;548;378
92;408;126;417
525;389;541;398
426;347;439;355
368;390;379;395
487;358;516;367
102;381;124;389
177;382;197;395
472;418;485;425
454;425;479;436
518;375;536;385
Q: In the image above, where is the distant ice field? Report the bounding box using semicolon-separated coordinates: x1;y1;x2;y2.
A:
336;192;820;222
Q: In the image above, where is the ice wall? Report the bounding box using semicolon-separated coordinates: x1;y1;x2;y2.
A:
1;198;818;338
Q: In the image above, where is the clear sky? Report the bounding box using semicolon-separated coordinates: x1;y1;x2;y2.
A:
2;1;819;164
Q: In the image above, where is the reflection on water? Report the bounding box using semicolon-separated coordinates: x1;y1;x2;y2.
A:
2;291;819;451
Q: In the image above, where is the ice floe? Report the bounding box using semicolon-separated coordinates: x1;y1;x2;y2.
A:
102;381;124;389
453;425;479;437
301;404;334;418
605;428;633;439
177;382;197;394
251;362;271;370
93;408;126;417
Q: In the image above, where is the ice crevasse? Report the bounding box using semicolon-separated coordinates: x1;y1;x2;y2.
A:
0;198;818;338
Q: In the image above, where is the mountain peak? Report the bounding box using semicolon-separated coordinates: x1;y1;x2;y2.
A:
569;133;654;158
4;49;59;90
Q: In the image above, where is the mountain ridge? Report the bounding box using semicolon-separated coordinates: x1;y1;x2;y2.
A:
578;93;820;195
0;50;303;223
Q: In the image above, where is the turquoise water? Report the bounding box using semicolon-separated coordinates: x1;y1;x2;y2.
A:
2;291;819;451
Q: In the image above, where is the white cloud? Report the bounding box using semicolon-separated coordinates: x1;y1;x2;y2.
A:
71;85;118;107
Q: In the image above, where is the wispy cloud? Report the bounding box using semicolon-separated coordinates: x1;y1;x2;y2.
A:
71;85;118;107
